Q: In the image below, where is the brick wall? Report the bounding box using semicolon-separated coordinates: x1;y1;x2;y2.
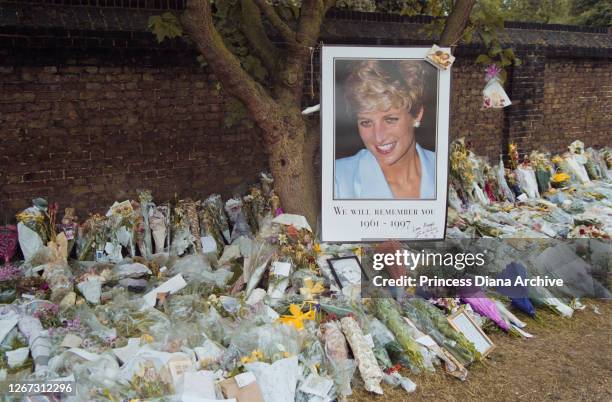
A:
0;60;268;220
541;58;612;152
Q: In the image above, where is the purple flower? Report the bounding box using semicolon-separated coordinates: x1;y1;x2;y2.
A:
485;64;501;81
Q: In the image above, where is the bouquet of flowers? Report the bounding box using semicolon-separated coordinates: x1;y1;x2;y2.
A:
274;224;318;271
225;198;252;242
149;205;169;254
171;201;196;257
77;214;107;261
60;208;78;257
204;194;231;244
137;190;155;258
515;158;540;199
450;139;476;192
371;298;424;369
340;316;384;394
530;151;553;194
482;64;512;109
403;298;480;366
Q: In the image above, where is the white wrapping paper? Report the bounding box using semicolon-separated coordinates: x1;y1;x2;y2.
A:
340;317;383;394
245;356;299;402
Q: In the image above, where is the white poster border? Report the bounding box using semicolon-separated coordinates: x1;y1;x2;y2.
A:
320;46;451;242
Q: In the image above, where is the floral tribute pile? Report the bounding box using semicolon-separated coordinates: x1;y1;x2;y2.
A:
0;141;609;401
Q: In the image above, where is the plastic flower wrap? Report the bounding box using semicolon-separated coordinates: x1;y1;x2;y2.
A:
528;286;574;318
449;139;476;194
149;205;169;254
530;151;553;194
203;194;231;244
137;190;155;258
586;147;609;180
371;298;424;369
402;298;480;366
225;198;253;242
243;187;268;233
497;157;516;202
340;316;384;394
515;161;540;199
459;288;510;331
319;319;357;398
482;64;511;109
171;202;196;256
77;214;106;261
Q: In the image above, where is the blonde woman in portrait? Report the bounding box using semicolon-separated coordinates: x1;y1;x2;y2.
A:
335;60;435;199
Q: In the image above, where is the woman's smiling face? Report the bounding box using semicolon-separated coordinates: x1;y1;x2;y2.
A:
356;106;421;167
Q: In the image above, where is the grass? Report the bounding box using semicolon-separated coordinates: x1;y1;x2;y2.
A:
350;299;611;402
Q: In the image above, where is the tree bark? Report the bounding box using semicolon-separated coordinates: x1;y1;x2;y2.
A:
439;0;476;46
181;0;324;226
267;119;319;228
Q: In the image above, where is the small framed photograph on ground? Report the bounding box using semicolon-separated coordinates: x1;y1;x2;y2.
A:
327;256;368;289
448;306;495;357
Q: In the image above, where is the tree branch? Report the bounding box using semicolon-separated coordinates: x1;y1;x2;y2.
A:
240;0;280;74
252;0;297;45
181;0;280;134
272;0;327;105
439;0;476;47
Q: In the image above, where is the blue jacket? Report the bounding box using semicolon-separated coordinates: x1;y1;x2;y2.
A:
334;143;436;199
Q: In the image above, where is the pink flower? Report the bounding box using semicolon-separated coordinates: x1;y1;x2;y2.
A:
485;64;501;81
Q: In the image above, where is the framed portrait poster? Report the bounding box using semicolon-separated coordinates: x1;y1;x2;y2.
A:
321;46;451;242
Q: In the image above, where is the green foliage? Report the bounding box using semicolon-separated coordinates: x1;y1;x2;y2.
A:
497;0;610;26
148;12;183;43
467;0;520;82
570;0;612;26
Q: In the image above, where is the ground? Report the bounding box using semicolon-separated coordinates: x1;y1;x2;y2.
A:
350;300;612;402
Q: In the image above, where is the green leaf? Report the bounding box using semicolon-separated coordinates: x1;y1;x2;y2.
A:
498;69;508;84
513;57;522;67
480;30;493;47
503;48;516;60
489;43;503;56
464;28;474;44
148;12;183;43
475;54;493;65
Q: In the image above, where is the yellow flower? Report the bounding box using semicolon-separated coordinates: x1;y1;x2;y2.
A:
313;243;321;255
140;334;154;344
551;155;563;165
278;304;315;330
300;278;325;300
283;351;291;358
353;247;363;257
241;349;264;364
551;172;570;183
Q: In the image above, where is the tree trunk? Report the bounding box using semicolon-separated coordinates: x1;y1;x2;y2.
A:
439;0;476;46
265;113;319;228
